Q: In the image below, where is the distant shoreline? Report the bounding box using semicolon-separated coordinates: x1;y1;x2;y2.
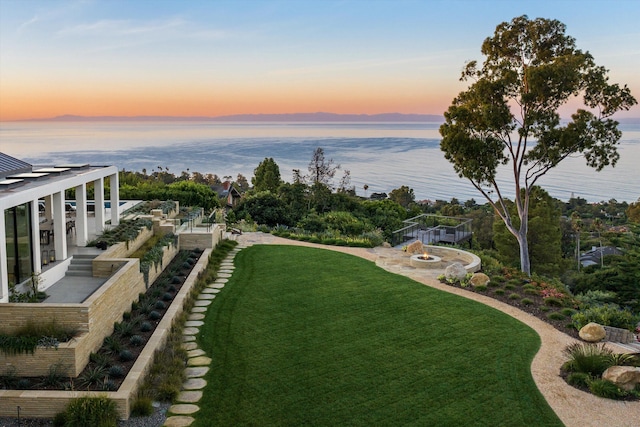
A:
10;112;445;123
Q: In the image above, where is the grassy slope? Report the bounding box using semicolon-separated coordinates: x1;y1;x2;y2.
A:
194;245;562;426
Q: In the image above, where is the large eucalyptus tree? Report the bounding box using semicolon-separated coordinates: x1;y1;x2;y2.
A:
439;15;636;275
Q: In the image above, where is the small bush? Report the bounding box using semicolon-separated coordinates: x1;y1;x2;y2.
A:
566;372;591;389
544;297;564;307
504;283;516;290
103;336;123;355
79;365;108;389
53;411;68;427
63;396;119;427
589;379;627;399
571;304;640;331
148;311;162;321
561;308;577;317
162;292;173;302
119;349;134;362
140;321;153;332
154;301;166;310
108;365;125;378
521;298;534;306
508;293;521;300
563;343;614;376
89;352;112;369
102;380;118;391
38;363;67;388
113;321;135;338
494;289;505;296
547;312;566;321
129;335;145;347
524;288;540;295
131;397;154;417
540;306;551;312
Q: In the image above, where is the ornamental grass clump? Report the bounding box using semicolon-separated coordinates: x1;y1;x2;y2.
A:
563;343;614;377
61;396;119;427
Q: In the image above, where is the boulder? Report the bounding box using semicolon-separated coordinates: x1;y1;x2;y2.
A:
602;365;640;391
579;322;606;342
470;273;490;287
406;240;424;254
445;263;467;282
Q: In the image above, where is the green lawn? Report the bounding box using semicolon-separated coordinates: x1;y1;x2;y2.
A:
194;245;562;426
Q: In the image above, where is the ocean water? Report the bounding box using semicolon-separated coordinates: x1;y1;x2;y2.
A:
1;121;638;203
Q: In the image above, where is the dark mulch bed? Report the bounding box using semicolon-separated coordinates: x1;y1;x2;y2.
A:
0;249;202;392
442;278;581;340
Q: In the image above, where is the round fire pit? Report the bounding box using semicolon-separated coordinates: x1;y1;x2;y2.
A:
409;253;443;269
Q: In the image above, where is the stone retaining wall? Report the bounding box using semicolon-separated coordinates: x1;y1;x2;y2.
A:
0;247;212;419
604;325;636;343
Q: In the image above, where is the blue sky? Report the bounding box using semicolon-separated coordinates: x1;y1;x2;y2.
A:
1;0;638;120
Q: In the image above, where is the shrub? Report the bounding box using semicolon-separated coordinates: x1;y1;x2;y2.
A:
494;289;505;296
561;308;577;317
162;292;173;302
78;366;107;389
63;396;119;427
574;290;618;308
589;379;627;399
119;349;134;362
113;321;135;338
543;297;564;307
101;380;118;391
508;293;521;300
563;343;614;376
140;321;153;332
571;304;640;331
566;372;591;389
547;312;566;321
89;352;112;370
129;335;145;347
474;285;487;292
524;288;540;295
130;397;154;417
108;365;125;378
504;283;516;290
103;336;123;355
38;363;67;388
148;311;162;321
155;301;167;310
540;306;551;312
521;298;533;306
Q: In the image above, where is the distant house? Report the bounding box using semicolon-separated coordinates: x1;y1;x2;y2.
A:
212;181;242;209
0;152;119;302
580;246;623;267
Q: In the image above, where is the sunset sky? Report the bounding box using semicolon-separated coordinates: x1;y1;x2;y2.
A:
1;0;639;121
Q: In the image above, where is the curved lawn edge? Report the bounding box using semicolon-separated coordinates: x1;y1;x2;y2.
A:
193;245;562;426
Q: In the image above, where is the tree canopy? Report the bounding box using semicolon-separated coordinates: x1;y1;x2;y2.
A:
252;157;282;193
439;15;637;275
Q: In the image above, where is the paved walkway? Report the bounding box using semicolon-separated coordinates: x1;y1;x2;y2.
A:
165;233;639;427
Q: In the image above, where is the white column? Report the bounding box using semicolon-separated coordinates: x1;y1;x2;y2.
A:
94;177;105;233
75;183;88;247
0;210;8;303
44;195;53;222
30;199;41;274
110;172;120;226
52;191;67;261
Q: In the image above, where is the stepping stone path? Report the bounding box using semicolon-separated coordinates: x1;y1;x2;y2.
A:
163;242;249;427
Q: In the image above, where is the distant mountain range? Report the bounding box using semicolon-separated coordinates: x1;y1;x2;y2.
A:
26;112;445;123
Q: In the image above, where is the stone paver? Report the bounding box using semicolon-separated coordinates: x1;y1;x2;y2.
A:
188;356;212;366
193;300;212;307
187;348;206;358
217;273;232;278
183;378;207;390
182;342;198;351
163;415;195;427
182;335;196;342
188;313;205;321
200;288;218;294
183;327;199;335
198;293;216;300
185;320;204;327
177;390;203;403
190;307;207;313
169;404;200;415
185;366;209;378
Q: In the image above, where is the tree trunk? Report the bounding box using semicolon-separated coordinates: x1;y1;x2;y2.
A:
516;231;531;276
